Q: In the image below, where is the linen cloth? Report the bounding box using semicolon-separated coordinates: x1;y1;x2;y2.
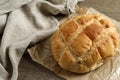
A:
0;0;83;80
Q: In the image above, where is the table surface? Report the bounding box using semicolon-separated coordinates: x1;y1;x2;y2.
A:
18;0;120;80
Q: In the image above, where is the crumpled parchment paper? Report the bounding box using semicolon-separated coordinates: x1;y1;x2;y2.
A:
27;8;120;80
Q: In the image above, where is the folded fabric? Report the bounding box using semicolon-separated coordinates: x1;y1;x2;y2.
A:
0;0;83;80
0;0;33;15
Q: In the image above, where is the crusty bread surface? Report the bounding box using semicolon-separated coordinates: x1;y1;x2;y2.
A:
51;14;119;73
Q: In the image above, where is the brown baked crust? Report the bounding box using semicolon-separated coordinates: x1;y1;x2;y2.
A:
51;14;119;73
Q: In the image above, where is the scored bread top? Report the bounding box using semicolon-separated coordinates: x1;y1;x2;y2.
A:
51;14;119;73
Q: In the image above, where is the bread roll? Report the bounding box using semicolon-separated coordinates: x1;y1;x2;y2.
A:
51;14;119;73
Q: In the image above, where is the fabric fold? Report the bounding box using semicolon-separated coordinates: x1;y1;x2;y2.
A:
0;0;33;15
0;0;82;80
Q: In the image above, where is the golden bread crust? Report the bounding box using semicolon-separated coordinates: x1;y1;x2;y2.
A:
51;14;119;73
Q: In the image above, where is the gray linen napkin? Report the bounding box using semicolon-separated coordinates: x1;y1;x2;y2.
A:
0;0;83;80
0;0;33;15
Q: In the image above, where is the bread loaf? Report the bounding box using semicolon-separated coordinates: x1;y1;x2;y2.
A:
51;14;119;73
